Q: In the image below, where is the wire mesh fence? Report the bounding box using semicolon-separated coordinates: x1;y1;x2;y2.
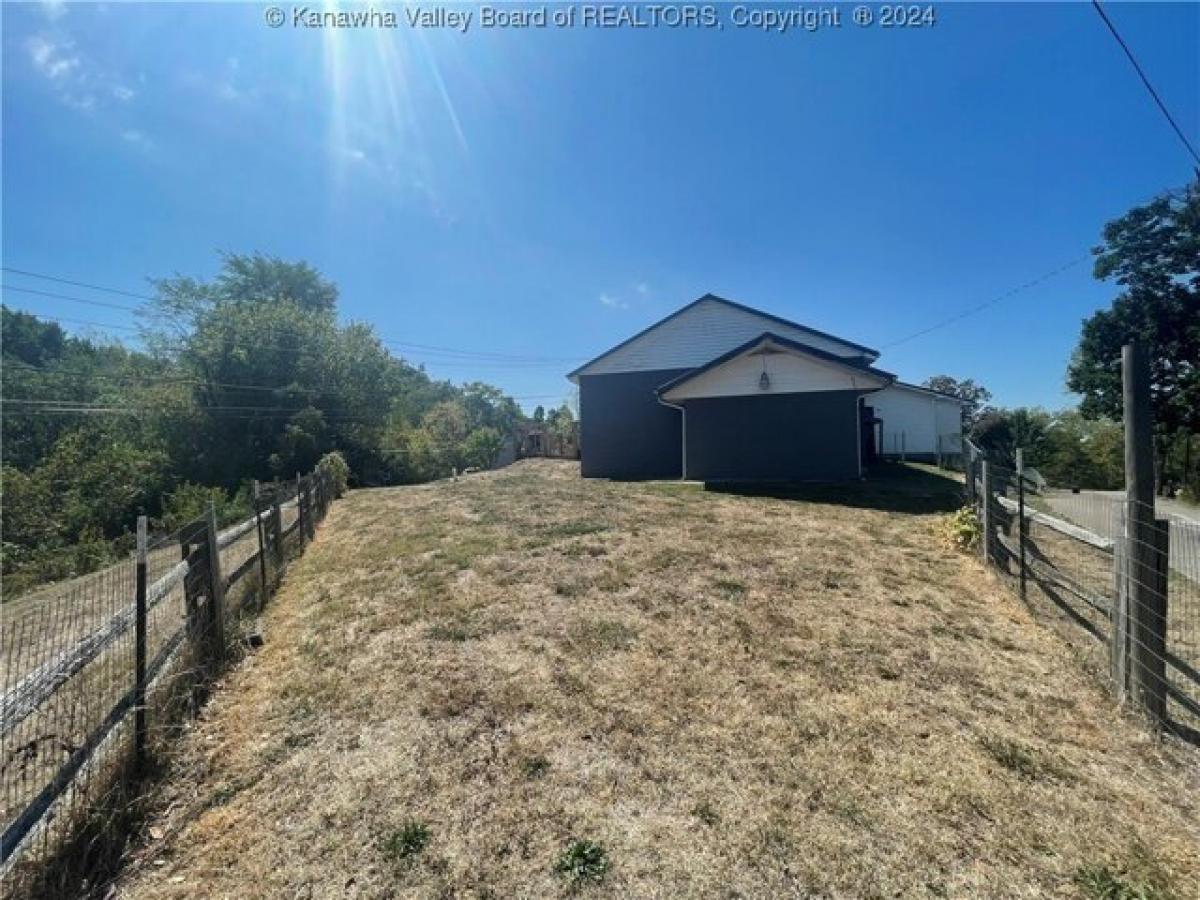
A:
1;466;340;897
968;446;1200;738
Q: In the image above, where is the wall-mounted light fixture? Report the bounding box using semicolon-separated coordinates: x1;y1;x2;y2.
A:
759;370;770;390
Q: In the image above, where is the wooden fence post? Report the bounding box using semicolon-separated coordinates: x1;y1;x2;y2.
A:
980;460;991;566
1112;502;1130;699
134;515;148;770
271;499;284;572
253;480;269;607
965;444;977;504
1016;449;1027;600
205;502;227;667
1123;341;1167;724
295;473;304;545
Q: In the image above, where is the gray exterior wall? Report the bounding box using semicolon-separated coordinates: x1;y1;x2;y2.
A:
579;369;689;479
683;391;863;482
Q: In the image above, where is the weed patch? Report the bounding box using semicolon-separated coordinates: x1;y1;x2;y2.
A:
382;820;430;868
554;839;609;886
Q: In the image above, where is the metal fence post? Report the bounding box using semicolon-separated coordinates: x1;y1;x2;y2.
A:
205;502;227;667
1016;449;1027;600
253;480;269;607
980;460;991;566
134;515;148;770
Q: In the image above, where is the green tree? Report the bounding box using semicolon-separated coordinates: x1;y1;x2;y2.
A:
922;375;993;429
463;427;503;469
972;407;1052;470
1067;182;1200;492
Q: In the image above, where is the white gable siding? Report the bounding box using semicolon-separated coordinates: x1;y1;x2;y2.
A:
578;299;867;377
871;384;963;456
662;349;886;401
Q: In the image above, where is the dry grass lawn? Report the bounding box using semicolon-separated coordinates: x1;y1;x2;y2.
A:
113;460;1199;899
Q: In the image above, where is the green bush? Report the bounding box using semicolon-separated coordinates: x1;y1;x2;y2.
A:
160;483;251;532
317;450;350;495
934;505;981;551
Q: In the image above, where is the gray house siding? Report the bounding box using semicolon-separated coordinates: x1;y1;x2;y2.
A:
682;391;863;483
579;369;689;479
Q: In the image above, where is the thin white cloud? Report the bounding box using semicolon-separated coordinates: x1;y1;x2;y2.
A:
212;57;246;103
634;282;650;298
599;293;628;310
27;33;134;116
121;129;153;150
27;36;79;81
39;0;67;22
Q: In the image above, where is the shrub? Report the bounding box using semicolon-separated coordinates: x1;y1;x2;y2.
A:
317;450;350;495
463;426;503;470
159;483;250;532
554;839;609;885
934;505;981;551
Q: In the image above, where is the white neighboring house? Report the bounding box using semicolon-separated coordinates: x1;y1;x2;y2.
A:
869;382;966;461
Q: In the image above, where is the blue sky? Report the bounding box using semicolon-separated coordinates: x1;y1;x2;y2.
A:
3;1;1197;412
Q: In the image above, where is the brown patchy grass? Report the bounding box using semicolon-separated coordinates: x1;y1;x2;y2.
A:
112;460;1199;899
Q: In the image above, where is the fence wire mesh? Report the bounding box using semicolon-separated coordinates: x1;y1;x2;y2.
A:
970;450;1200;737
1;467;337;897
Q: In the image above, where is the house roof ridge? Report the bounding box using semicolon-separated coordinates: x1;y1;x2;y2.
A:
567;294;879;381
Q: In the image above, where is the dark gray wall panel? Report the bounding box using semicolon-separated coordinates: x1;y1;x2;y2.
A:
579;369;689;479
684;391;862;482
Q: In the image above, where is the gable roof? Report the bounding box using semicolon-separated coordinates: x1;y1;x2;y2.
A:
655;331;895;398
568;294;879;382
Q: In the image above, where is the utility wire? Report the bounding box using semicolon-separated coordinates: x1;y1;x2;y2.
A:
879;255;1091;349
1;266;157;302
2;269;586;363
2;360;568;402
3;306;572;368
878;180;1189;350
1090;0;1200;172
2;284;140;313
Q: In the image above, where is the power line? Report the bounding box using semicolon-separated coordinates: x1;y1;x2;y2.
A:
1090;0;1200;172
3;268;585;364
2;293;576;367
878;254;1091;350
2;284;141;312
1;266;157;302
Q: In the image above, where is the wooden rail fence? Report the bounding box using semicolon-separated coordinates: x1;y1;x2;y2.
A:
1;465;340;877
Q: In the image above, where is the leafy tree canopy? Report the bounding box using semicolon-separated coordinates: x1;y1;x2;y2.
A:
1067;182;1200;439
921;375;993;428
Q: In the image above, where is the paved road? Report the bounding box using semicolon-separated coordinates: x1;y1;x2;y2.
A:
1042;490;1200;583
